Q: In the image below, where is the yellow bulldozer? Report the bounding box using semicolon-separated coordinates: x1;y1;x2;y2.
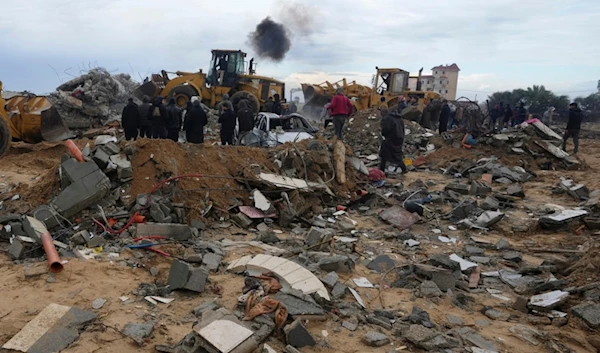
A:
301;67;440;117
0;81;72;157
135;49;286;113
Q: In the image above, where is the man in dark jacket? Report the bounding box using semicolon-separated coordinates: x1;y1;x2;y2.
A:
503;105;513;128
289;101;298;113
489;104;500;131
122;98;140;141
379;106;408;174
264;97;274;112
183;100;208;144
138;95;152;138
218;104;236;145
149;96;169;139
166;98;183;142
515;102;527;126
328;88;354;139
439;99;451;134
272;94;282;115
562;102;583;154
237;100;254;138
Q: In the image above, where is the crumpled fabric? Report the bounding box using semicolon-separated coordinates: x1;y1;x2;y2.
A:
253;272;282;294
243;296;288;331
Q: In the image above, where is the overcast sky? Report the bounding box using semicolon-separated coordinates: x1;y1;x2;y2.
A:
1;0;599;101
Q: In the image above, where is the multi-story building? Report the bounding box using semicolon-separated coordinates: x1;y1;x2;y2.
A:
419;64;460;100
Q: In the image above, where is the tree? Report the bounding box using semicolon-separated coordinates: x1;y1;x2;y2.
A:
488;85;570;114
574;93;600;121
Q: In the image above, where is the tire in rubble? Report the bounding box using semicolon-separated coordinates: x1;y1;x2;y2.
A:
230;91;260;113
168;85;199;108
0;117;11;157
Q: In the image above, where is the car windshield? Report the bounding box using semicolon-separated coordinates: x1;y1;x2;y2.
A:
268;115;312;132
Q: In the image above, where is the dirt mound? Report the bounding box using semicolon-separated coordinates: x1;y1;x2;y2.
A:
566;242;600;286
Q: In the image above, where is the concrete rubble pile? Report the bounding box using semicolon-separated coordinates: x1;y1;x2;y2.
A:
48;68;138;128
1;119;600;352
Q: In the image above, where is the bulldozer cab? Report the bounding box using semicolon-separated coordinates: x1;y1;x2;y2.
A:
374;68;410;95
208;50;246;87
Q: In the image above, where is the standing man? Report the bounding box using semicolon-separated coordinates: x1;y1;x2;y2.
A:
184;100;208;144
515;102;527;125
237;100;254;140
328;88;354;139
439;99;451;134
166;98;183;142
217;94;234;115
503;104;513;128
272;94;283;115
138;95;152;138
149;96;169;139
121;98;140;141
264;97;274;113
562;102;583;154
490;104;500;131
289;100;298;113
379;105;408;174
218;104;236;145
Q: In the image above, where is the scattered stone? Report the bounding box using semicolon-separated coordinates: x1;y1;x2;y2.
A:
362;331;390;347
495;238;510;250
24;265;47;278
456;327;498;352
470;256;491;264
331;282;347;299
342;318;359;331
367;255;396;273
167;260;208;292
285;319;316;348
529;290;569;311
202;252;223;271
150;267;159;277
509;324;541;346
527;316;551;325
92;298;107;310
272;292;325;317
122;322;154;346
404;306;434;328
571;302;600;329
256;230;280;244
503;251;523;263
184;267;209;292
366;315;392;330
231;212;253;228
420;281;443;298
136;223;192;241
8;239;27;260
475;319;491;328
192;300;220;317
507;184;525;198
552;317;568;327
483;308;509;321
320;272;339;289
184;252;203;263
465;245;485;256
47;275;56;283
318;255;354;273
512;296;529;314
446;314;465;327
429;254;460;271
191;219;206;230
404;324;460;351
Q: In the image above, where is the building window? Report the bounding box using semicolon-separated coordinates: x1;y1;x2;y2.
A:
440;80;443;84
445;90;448;93
442;71;445;74
434;71;438;74
439;90;442;93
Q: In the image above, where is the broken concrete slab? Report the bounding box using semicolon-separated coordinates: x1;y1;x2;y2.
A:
167;259;208;293
285;319;316;348
474;211;505;228
509;324;541;346
404;324;460;351
342;317;359;331
198;319;254;353
184;267;209;293
51;167;110;218
529;290;569;311
446;314;465;327
539;209;588;229
202;252;223;272
506;184;525;198
320;272;339;289
136;223;192;241
331;282;347;299
420;281;443;298
367;255;396;273
2;303;96;353
456;327;498;352
414;264;456;291
380;206;421;230
318;255;355;274
362;331;390;347
272;292;325;317
449;254;478;271
122;322;154;346
571;302;600;329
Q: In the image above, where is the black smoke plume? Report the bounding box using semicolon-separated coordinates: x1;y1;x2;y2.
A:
248;17;291;62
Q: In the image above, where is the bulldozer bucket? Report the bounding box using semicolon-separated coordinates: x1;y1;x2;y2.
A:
40;105;72;142
134;81;160;101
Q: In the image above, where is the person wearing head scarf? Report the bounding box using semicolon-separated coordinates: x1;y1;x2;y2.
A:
121;97;140;141
237;100;254;139
379;104;408;174
217;93;234;115
138;95;153;138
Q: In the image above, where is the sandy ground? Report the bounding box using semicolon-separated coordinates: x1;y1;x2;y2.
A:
0;138;599;353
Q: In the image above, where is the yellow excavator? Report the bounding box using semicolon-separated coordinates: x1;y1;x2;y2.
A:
301;67;441;116
0;81;72;157
135;49;286;113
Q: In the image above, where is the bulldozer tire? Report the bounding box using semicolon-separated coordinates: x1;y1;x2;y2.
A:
0;117;11;157
230;91;259;113
168;85;198;108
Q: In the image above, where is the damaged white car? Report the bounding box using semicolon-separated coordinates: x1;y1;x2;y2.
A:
238;112;318;147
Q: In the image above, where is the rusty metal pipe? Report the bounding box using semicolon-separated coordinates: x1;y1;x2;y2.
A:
26;217;63;273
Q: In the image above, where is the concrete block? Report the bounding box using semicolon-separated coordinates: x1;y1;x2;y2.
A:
332;282;347;299
481;196;501;210
572;302;600;329
103;142;121;155
367;255;396;273
320;271;339;288
362;331;390;347
136;223;192;241
93;146;111;169
285;319;316;348
122;322;154;346
202;252;223;271
2;303;96;353
445;183;470;195
184;267;209;292
60;158;100;185
507;184;525;198
231;212;253;228
168;259;191;290
470;181;492;196
9;239;26;260
318;255;355;273
305;226;333;248
452;199;478;219
51;169;110;218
